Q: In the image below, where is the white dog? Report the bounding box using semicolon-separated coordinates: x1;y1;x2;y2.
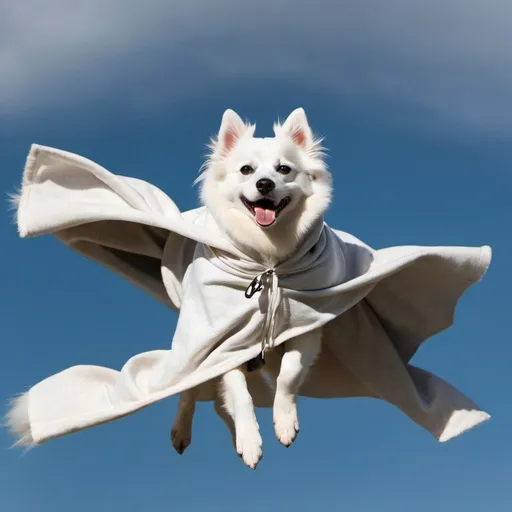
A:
170;108;332;469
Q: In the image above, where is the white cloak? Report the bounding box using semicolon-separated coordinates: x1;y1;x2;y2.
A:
7;144;492;447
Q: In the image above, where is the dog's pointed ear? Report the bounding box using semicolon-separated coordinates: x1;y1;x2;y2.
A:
216;109;248;156
278;108;314;150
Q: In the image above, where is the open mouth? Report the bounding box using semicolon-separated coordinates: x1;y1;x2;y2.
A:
241;196;291;227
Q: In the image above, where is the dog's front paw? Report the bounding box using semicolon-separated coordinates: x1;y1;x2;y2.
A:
273;397;299;447
236;423;263;469
170;420;192;455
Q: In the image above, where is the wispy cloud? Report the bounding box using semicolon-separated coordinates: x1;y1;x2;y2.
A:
1;0;511;135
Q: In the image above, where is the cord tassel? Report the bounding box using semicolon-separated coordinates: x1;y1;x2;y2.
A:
244;269;281;370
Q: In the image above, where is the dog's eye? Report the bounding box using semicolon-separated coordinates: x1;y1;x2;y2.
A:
240;165;254;175
277;164;291;175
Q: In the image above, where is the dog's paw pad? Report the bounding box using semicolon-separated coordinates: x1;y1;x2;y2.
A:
273;404;299;447
171;425;192;455
236;425;263;469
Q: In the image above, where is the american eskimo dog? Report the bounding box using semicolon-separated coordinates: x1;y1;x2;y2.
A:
171;108;332;469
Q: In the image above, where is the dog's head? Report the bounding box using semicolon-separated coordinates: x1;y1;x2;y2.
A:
198;108;332;262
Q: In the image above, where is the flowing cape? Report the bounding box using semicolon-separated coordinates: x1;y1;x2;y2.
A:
7;144;492;446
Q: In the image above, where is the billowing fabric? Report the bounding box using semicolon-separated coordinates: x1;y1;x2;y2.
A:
9;145;491;446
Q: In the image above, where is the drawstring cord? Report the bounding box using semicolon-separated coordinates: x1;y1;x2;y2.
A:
244;269;281;369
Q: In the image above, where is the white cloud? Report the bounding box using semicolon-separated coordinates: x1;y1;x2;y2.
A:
1;0;511;135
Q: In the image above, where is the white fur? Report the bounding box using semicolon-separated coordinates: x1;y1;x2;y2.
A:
6;189;22;224
214;330;322;468
171;109;331;468
4;393;35;449
220;369;263;469
272;330;322;446
7;143;37;227
197;108;331;265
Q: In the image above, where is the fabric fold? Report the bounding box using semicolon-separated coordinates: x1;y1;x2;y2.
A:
6;144;491;446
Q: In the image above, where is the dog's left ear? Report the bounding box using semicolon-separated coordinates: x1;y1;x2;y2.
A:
216;109;249;156
278;108;314;150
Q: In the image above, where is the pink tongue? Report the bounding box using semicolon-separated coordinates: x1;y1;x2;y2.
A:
254;207;276;226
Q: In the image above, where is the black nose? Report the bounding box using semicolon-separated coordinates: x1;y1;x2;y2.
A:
256;178;275;195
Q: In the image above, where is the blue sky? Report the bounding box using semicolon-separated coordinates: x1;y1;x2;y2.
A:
1;2;511;511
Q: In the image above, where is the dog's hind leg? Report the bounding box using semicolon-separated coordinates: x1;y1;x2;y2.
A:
219;368;263;469
171;389;196;454
273;328;321;447
213;394;236;448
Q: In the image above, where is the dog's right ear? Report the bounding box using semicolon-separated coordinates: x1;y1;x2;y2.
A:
278;108;314;150
215;109;249;157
